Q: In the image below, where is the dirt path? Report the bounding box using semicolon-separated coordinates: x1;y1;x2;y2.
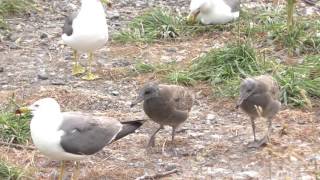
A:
0;0;319;179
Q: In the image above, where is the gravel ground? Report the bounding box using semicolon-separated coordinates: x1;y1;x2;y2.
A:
0;0;319;179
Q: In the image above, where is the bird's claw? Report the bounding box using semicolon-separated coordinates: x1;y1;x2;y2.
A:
147;139;156;148
81;72;100;80
72;63;85;75
248;136;269;148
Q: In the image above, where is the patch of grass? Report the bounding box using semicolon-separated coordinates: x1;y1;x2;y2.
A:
167;43;319;106
271;21;320;55
113;8;182;43
0;111;31;144
166;70;195;86
167;42;273;96
0;160;27;180
134;61;156;73
276;55;320;106
276;57;320;106
0;0;34;28
189;43;267;83
190;42;276;97
113;8;236;43
239;7;320;55
132;60;179;81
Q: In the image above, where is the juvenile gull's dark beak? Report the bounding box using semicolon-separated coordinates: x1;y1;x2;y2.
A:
130;96;144;108
236;93;250;109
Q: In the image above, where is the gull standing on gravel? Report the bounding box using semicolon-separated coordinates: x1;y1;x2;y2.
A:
236;75;281;148
17;98;144;180
62;0;111;80
187;0;240;25
131;83;194;149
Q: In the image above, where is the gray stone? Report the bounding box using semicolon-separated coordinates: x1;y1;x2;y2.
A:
206;114;216;120
40;33;48;39
38;72;49;80
50;79;66;85
107;11;120;19
111;90;119;96
165;47;177;53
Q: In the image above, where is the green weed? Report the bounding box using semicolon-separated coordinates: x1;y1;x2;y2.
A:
0;0;34;28
0;111;31;144
113;8;236;43
0;160;26;180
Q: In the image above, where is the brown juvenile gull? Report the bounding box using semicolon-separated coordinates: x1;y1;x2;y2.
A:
17;98;144;180
236;75;281;148
131;83;194;148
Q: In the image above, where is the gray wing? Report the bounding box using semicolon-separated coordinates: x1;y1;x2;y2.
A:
223;0;240;12
62;12;77;36
59;112;122;155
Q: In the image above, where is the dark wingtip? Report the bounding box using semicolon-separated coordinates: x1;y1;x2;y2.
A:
113;120;146;141
121;119;145;127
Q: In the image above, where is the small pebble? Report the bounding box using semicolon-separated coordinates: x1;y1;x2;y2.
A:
0;67;4;73
51;80;66;85
165;163;177;171
0;80;8;85
38;72;49;80
40;33;48;39
8;33;19;42
111;90;119;96
107;10;120;19
165;47;177;53
112;60;131;67
206;114;216;120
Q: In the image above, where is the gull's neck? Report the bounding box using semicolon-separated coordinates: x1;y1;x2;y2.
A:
81;0;101;5
81;0;103;10
79;0;106;18
31;110;63;131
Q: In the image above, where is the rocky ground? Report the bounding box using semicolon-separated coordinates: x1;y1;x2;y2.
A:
0;0;320;179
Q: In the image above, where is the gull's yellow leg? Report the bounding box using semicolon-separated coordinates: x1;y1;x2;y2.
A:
72;50;85;75
58;161;65;180
82;52;99;80
72;161;80;180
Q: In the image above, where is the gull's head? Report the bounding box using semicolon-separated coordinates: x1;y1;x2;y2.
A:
17;98;61;116
130;83;160;107
236;78;257;108
187;0;211;23
81;0;112;7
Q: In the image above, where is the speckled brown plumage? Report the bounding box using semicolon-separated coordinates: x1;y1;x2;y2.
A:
131;83;194;147
236;75;281;148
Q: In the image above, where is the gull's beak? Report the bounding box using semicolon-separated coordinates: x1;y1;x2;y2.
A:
187;10;200;24
130;96;144;108
101;0;112;8
236;93;250;109
15;106;31;114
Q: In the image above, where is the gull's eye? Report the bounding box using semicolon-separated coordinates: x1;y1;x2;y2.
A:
34;104;40;108
145;90;151;95
246;89;251;93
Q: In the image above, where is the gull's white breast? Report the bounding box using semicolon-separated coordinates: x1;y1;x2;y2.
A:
30;114;85;161
62;1;108;52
